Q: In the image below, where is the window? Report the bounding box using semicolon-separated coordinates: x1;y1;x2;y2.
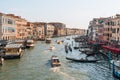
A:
0;18;1;23
117;28;119;33
8;19;13;24
112;29;116;33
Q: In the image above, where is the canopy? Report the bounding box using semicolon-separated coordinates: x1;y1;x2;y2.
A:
102;45;120;54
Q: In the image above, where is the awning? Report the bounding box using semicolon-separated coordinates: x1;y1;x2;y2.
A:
102;45;120;54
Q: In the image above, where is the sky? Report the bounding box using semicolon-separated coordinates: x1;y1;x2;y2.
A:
0;0;120;29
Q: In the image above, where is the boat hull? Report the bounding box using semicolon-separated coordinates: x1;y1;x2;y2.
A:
66;57;98;63
2;54;22;59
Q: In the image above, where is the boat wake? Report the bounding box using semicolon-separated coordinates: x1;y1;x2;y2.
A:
50;67;60;72
50;67;76;80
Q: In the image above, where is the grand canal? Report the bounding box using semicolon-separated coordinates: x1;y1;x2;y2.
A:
0;36;116;80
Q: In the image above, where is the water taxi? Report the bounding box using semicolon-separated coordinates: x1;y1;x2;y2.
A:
49;46;55;50
3;44;23;59
26;40;34;48
51;55;61;67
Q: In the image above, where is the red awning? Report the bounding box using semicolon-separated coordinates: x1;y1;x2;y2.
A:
102;45;120;54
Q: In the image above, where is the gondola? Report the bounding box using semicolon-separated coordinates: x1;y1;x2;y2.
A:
65;45;68;53
66;56;98;63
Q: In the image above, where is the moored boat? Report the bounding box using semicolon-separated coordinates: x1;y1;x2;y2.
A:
51;55;61;67
46;38;52;44
15;39;26;49
2;44;23;59
66;55;98;62
0;56;4;65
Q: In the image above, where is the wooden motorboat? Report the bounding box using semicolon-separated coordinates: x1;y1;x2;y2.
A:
26;40;34;48
51;55;61;67
2;44;23;59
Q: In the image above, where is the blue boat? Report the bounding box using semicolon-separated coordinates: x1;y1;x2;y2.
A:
112;62;120;79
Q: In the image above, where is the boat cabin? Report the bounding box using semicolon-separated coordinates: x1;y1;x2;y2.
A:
3;44;23;59
51;55;61;67
26;40;34;48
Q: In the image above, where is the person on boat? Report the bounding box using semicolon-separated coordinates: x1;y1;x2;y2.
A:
68;45;72;52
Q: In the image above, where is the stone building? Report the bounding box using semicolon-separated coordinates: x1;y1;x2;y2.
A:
48;22;66;37
26;22;34;39
14;15;27;39
45;23;55;38
33;22;45;39
0;13;16;41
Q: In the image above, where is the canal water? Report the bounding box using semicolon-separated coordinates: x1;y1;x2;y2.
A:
0;36;116;80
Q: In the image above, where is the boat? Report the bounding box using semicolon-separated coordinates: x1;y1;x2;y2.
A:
65;45;68;53
112;61;120;79
0;56;4;65
51;55;61;67
2;44;23;59
26;40;34;48
74;46;79;49
68;45;72;52
85;50;95;56
46;38;52;44
66;55;98;62
49;46;55;50
66;38;70;40
15;39;26;49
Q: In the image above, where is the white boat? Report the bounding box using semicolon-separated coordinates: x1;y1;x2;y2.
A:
49;46;55;50
51;55;61;67
15;39;26;49
26;40;34;48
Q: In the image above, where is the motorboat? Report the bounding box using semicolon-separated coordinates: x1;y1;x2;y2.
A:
49;46;55;50
26;40;34;48
51;55;61;67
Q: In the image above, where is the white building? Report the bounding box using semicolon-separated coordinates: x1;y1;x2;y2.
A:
0;13;16;41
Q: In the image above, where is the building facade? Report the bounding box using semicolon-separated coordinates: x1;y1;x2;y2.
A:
0;13;16;41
